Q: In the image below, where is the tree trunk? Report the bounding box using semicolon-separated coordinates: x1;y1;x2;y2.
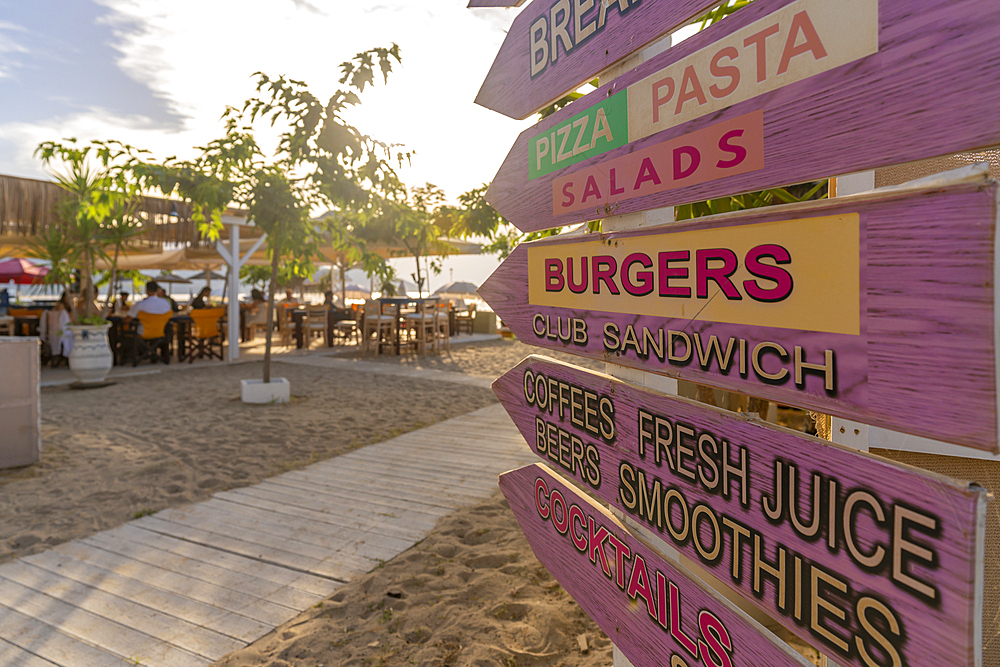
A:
263;250;280;384
413;254;423;296
81;255;97;318
104;246;120;313
339;262;346;306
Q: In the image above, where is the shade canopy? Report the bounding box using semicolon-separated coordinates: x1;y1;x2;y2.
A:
0;257;49;285
152;272;192;284
434;281;479;297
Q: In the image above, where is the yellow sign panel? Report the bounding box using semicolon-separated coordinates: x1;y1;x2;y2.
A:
527;214;860;335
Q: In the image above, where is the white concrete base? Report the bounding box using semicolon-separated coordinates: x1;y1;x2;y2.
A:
240;377;290;404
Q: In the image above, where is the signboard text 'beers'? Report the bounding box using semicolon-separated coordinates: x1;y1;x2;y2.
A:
486;0;1000;233
478;169;1000;452
500;464;815;667
494;356;988;667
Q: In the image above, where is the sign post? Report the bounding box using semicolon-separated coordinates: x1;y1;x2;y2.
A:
484;0;1000;233
494;355;988;667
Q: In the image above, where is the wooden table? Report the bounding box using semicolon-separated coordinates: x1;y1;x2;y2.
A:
290;309;306;349
171;314;194;362
377;296;439;355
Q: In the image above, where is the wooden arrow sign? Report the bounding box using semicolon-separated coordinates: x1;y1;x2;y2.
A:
485;0;1000;233
467;0;525;7
479;167;1000;452
499;464;815;667
495;355;988;667
475;0;721;120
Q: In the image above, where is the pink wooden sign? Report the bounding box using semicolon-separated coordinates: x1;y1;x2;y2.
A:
485;0;1000;232
479;170;1000;452
495;355;988;667
499;463;815;667
475;0;721;120
467;0;526;7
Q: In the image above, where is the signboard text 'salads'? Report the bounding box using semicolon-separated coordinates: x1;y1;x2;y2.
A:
474;0;997;666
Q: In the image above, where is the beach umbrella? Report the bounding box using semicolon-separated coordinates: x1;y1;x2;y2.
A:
343;283;370;300
153;271;192;284
434;281;479;297
0;258;49;285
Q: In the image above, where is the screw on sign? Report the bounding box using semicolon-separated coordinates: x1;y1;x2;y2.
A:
483;0;1000;233
500;463;818;667
493;355;988;667
479;167;1000;453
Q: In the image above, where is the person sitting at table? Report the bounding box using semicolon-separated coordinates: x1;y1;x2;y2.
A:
323;290;345;310
251;288;266;304
126;281;171;332
114;291;130;315
281;288;298;306
156;285;180;313
191;286;212;309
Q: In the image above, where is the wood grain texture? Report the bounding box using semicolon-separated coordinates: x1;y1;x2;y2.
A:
479;175;1000;451
500;464;813;667
475;0;719;119
468;0;526;6
486;0;1000;232
494;355;987;667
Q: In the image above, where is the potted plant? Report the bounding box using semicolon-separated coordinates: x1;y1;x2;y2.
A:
31;140;144;385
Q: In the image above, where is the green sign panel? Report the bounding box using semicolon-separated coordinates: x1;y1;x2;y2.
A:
528;92;628;180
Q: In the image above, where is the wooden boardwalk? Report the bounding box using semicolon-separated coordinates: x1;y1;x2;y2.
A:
0;404;533;666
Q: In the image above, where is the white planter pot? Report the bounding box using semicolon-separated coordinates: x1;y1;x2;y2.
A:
241;377;290;404
68;324;113;385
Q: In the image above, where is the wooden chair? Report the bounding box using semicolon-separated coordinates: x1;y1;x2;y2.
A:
126;311;173;365
276;306;293;347
0;315;13;336
330;307;358;346
454;304;475;335
404;301;437;354
245;304;269;340
188;307;225;362
435;301;451;353
305;304;328;348
361;300;394;355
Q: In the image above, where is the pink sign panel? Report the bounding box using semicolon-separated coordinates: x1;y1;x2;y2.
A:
478;172;1000;452
475;0;720;119
485;0;1000;232
495;356;988;667
499;463;815;667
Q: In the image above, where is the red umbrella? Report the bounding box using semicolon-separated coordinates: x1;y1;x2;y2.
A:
0;258;49;285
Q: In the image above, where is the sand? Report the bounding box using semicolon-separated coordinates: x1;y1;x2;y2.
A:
212;490;614;667
0;359;498;563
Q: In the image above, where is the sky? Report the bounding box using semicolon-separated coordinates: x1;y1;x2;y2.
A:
0;0;541;289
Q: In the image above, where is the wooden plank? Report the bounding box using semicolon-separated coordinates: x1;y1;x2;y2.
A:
0;638;60;667
247;478;447;528
475;0;718;119
480;170;1000;452
486;0;1000;232
307;455;507;489
468;0;526;7
20;550;272;644
0;562;244;659
500;464;813;667
141;509;381;571
247;472;483;510
495;355;988;667
81;525;335;600
266;471;453;518
130;516;357;581
156;502;412;561
50;540;298;626
0;578;209;666
0;608;130;667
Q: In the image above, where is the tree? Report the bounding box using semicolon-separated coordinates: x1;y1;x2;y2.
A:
135;46;406;383
32;139;145;319
366;183;459;296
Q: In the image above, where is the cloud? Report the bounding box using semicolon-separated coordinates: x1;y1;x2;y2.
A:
290;0;324;14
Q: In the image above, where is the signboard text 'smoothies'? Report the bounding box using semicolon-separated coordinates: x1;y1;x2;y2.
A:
499;464;816;667
478;168;1000;452
494;355;988;667
486;0;1000;232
